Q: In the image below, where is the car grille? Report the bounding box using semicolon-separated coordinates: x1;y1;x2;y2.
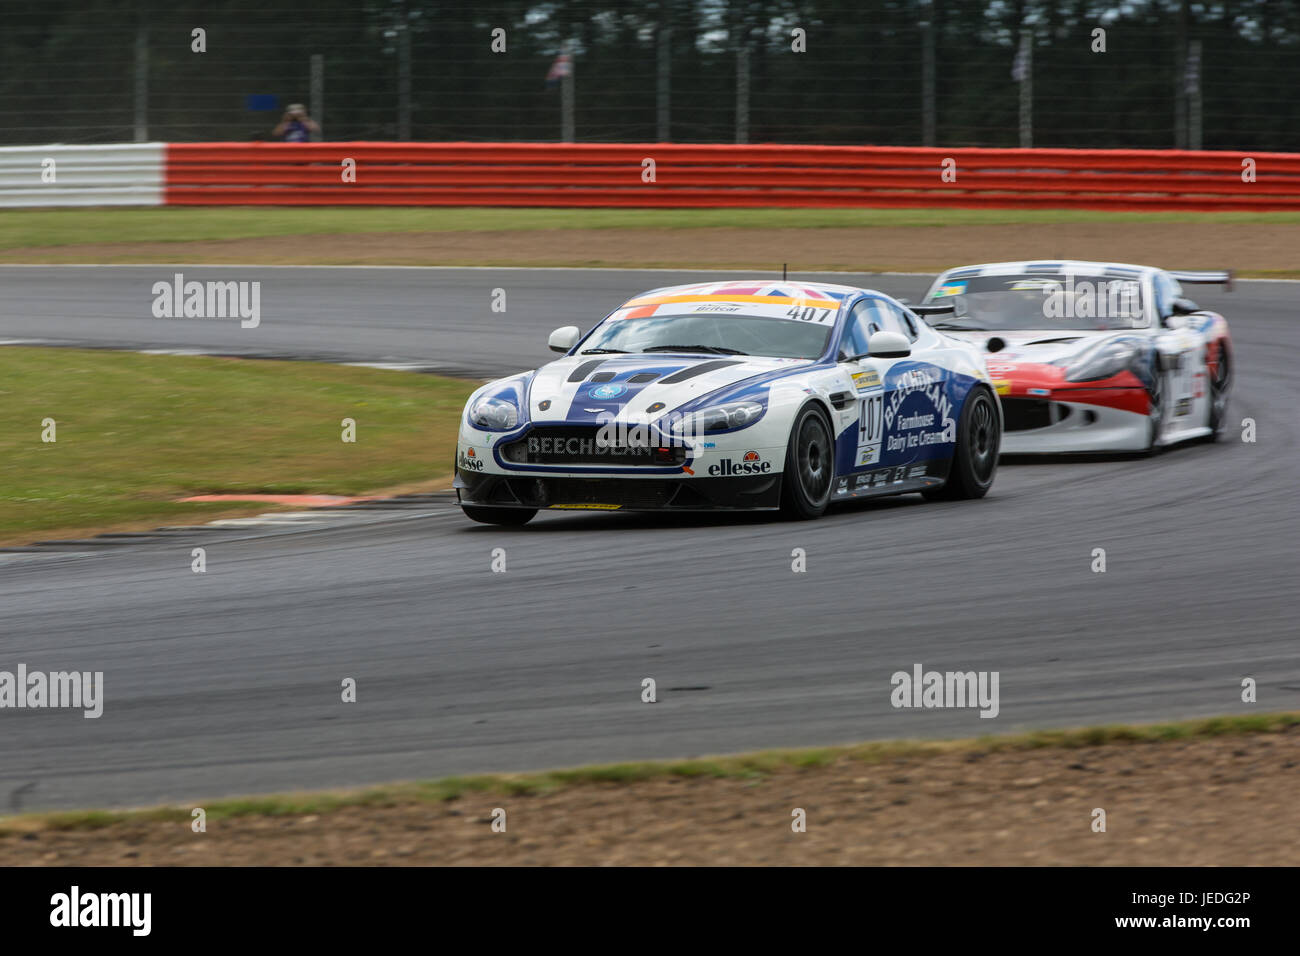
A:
1001;398;1072;432
500;426;686;467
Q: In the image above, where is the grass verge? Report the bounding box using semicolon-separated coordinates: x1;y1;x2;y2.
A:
0;347;475;544
5;712;1295;834
4;206;1300;249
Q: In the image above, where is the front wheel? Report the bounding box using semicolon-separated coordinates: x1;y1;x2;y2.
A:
779;403;835;519
1144;365;1166;454
462;504;537;526
1205;339;1231;441
924;386;1000;501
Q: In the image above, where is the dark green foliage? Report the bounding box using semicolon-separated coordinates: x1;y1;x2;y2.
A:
1;0;1297;148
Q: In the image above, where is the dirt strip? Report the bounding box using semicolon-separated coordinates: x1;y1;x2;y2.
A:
4;728;1296;865
3;222;1298;273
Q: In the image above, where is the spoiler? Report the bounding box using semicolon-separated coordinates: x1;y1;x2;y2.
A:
1170;269;1234;292
910;303;956;316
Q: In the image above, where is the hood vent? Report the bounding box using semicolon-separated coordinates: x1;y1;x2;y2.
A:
628;372;660;383
589;371;616;383
567;359;606;383
659;359;743;385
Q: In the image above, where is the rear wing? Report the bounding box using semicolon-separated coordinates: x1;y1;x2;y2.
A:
1170;269;1234;292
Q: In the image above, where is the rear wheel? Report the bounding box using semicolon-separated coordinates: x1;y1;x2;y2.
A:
924;386;999;500
779;403;835;519
462;504;537;526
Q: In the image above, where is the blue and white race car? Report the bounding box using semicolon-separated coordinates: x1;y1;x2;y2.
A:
454;280;1002;524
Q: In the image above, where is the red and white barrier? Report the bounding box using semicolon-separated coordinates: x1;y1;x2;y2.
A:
4;142;1299;211
0;143;166;207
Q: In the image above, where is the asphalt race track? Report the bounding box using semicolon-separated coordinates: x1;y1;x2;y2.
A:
0;264;949;377
1;266;1296;812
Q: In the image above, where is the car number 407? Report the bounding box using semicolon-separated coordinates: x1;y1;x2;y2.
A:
859;394;883;443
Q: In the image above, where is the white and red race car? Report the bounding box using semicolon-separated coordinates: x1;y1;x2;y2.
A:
919;260;1234;454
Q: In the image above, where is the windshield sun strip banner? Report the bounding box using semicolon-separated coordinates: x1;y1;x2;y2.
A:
620;293;839;311
610;299;838;324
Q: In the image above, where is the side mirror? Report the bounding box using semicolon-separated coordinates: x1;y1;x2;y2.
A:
548;326;580;353
867;331;912;359
1170;297;1200;316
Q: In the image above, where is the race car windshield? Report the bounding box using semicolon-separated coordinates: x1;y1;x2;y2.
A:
581;312;832;360
923;274;1148;331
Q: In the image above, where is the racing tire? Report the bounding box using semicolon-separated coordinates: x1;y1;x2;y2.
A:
1143;369;1166;455
462;504;537;526
779;403;835;520
923;386;999;501
1205;339;1231;442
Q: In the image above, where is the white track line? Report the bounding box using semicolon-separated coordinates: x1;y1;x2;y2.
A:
1;263;1292;283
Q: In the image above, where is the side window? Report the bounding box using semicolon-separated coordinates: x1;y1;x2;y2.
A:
843;299;887;358
1152;273;1181;319
846;299;916;355
879;300;919;340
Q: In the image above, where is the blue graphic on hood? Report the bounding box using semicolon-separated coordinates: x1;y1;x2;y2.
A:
559;361;683;422
668;359;822;416
550;354;816;424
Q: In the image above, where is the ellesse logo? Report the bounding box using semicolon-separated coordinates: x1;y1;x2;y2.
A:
708;450;771;477
458;447;484;471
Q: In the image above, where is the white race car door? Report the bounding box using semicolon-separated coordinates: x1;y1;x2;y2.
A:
839;298;891;470
1151;272;1208;438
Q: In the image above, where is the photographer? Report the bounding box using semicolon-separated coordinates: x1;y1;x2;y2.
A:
272;103;320;142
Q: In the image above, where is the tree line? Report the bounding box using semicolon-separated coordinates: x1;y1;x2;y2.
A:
2;0;1297;150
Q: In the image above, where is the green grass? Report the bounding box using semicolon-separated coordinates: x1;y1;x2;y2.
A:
0;347;476;542
3;206;1300;250
4;712;1295;834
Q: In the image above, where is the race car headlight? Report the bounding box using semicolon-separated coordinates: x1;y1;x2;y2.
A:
1063;340;1141;383
468;396;519;430
668;401;764;436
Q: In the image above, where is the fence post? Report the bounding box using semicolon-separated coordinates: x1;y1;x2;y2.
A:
657;27;671;142
310;54;324;140
1186;39;1202;150
736;43;750;144
1015;31;1033;148
1174;2;1188;148
398;25;411;141
921;15;936;147
133;27;148;142
561;40;576;142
